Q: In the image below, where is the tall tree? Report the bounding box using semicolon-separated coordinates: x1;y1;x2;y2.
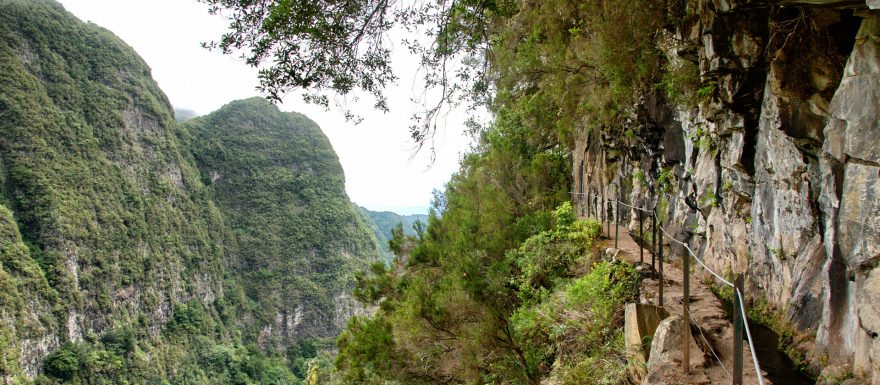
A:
199;0;512;149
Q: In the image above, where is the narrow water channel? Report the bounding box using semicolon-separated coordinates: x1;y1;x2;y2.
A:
747;322;814;385
719;298;815;385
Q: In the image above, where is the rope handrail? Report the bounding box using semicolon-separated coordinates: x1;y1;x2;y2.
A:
685;304;732;380
615;198;654;214
656;224;734;288
737;288;767;385
574;192;767;383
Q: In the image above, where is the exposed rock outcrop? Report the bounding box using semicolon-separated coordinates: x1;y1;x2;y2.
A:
573;2;879;382
641;315;707;385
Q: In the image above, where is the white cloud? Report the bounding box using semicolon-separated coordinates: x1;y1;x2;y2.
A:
57;0;475;214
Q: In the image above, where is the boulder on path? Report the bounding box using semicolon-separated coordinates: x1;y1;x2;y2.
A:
642;315;709;385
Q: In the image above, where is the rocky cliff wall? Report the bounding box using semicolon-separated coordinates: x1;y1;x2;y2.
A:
0;1;377;380
1;0;228;375
572;1;879;382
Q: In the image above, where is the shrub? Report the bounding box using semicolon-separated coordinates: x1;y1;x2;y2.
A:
510;261;640;383
552;202;576;232
660;58;701;107
43;345;80;380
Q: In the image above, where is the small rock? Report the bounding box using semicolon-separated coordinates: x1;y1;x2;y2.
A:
604;247;621;262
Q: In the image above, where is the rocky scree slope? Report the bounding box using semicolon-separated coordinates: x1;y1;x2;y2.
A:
0;0;376;381
572;1;880;382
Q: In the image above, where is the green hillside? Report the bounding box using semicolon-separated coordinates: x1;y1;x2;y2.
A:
357;207;427;262
0;1;376;383
185;98;380;346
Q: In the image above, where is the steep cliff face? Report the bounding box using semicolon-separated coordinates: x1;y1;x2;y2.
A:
0;0;227;375
0;204;57;378
184;98;378;350
0;1;377;381
572;1;879;381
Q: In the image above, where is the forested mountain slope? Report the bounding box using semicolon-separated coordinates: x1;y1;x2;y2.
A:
185;97;379;348
0;0;228;376
330;0;880;384
356;207;427;262
0;1;375;383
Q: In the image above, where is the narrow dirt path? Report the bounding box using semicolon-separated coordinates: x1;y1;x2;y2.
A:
598;222;771;385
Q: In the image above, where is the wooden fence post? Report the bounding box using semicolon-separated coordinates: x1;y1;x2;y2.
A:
592;194;596;218
651;211;657;279
683;249;690;375
733;274;745;385
658;225;664;308
606;199;611;239
614;199;620;249
590;192;594;218
593;192;597;219
638;210;644;264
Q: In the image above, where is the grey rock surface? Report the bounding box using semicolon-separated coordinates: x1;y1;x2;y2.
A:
573;7;880;383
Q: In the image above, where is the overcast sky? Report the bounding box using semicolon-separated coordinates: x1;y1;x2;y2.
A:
56;0;476;215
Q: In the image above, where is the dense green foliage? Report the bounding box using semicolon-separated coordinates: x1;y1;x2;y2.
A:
329;0;694;382
0;2;229;381
356;207;427;262
337;197;639;383
0;204;56;382
184;97;379;345
0;1;376;383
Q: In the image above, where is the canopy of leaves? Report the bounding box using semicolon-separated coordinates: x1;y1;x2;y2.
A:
200;0;397;111
202;0;519;146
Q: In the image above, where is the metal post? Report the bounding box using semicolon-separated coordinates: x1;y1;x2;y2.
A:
606;200;611;239
683;249;690;375
586;194;593;218
733;274;745;385
591;194;595;218
638;210;644;264
588;192;593;218
651;212;657;279
658;225;664;308
614;199;620;249
593;194;597;219
587;190;593;218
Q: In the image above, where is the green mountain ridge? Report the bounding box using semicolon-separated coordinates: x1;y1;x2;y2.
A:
185;97;380;346
0;1;377;383
356;207;427;262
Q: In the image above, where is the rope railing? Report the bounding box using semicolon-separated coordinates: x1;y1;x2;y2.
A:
685;303;733;380
571;191;766;385
656;224;734;287
737;287;766;385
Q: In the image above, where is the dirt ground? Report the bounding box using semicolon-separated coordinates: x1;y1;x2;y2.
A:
599;221;771;385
